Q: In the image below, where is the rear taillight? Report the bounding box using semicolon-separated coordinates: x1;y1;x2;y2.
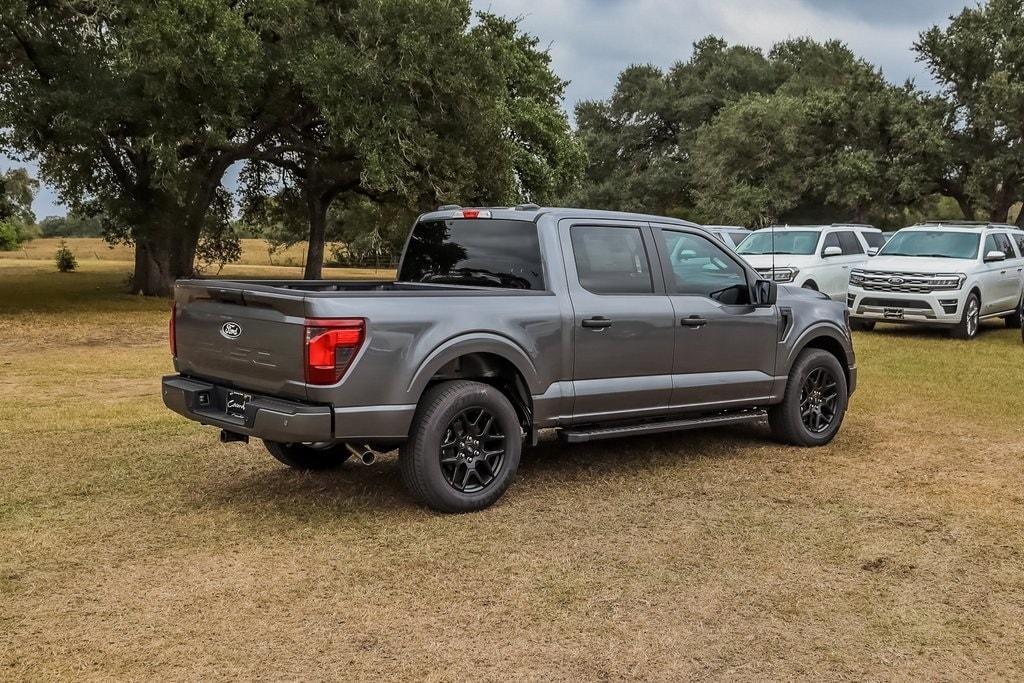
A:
169;304;177;357
304;318;365;385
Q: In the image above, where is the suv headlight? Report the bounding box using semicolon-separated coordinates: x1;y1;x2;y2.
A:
849;269;865;286
770;267;798;283
932;273;966;289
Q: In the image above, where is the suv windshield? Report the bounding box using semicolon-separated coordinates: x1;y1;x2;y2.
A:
878;230;980;259
735;231;819;255
399;218;544;290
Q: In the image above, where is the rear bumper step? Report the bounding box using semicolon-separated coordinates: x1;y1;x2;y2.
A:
560;409;767;444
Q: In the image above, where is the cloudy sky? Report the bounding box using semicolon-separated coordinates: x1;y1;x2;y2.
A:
4;0;968;218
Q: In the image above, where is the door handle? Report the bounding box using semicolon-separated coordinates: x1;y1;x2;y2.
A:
680;316;707;328
581;317;613;329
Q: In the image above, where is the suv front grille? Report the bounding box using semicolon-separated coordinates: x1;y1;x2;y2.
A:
857;271;961;293
860;298;933;309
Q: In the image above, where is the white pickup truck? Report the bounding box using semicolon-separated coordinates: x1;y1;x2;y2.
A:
848;222;1024;339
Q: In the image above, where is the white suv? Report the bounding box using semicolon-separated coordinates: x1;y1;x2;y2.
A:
848;223;1024;339
734;224;885;300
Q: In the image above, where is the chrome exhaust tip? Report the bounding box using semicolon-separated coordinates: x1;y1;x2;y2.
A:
346;443;377;466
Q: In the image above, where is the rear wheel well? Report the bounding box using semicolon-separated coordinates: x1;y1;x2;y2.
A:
799;336;850;386
424;353;533;433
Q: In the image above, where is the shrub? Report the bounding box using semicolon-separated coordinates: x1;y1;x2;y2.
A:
55;239;77;272
0;219;22;251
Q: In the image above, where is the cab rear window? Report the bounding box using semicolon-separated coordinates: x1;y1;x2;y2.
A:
399;219;544;290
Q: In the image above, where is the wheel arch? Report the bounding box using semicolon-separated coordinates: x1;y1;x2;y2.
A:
407;334;540;432
785;324;853;391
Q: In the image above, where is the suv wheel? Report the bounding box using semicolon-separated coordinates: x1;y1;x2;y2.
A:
952;292;980;340
400;380;522;513
264;441;351;470
1005;296;1023;328
769;348;848;446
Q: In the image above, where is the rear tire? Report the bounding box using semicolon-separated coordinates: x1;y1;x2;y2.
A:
769;348;848;447
951;292;980;340
400;380;522;513
264;441;351;470
850;319;875;331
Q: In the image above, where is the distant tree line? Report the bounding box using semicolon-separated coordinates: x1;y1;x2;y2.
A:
574;0;1024;229
2;0;1023;293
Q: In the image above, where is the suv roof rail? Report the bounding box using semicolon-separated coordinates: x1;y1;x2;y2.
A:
920;219;989;226
514;203;541;211
831;223;876;229
437;204;462;211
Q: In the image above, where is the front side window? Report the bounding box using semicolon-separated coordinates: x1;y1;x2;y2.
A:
822;232;841;253
879;231;981;259
837;231;865;255
862;232;886;249
1012;233;1024;256
994;233;1016;257
660;230;750;304
571;226;653;294
735;230;819;256
400;219;544;289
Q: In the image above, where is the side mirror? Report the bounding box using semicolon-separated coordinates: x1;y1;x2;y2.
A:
752;278;777;307
867;247;879;256
984;250;1006;262
823;246;843;257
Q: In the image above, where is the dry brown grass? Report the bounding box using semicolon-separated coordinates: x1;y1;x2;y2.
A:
1;237;393;271
1;259;1023;680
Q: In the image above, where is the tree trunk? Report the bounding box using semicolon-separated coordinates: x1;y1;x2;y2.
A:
1015;202;1024;228
304;193;328;280
953;194;975;221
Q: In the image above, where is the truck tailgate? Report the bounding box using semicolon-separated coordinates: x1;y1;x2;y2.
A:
173;283;309;400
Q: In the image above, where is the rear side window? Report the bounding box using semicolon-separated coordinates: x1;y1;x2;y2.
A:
399;219;544;290
1013;233;1024;256
571;226;653;294
727;231;749;247
837;231;865;255
861;232;886;249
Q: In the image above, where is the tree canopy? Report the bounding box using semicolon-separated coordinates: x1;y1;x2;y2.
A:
1;0;581;292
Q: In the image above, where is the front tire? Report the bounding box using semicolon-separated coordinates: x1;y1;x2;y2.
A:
400;380;522;513
264;441;351;470
769;348;849;446
951;292;980;340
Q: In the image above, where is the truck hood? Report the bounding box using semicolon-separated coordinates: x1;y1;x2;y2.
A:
858;255;973;273
740;254;819;270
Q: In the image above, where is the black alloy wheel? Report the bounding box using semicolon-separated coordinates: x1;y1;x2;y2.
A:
440;407;506;493
799;366;839;434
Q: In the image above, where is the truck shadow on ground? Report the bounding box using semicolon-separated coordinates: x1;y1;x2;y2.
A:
861;320;1010;340
202;423;781;518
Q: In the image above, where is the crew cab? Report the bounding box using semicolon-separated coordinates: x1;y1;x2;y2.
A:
848;222;1024;339
735;224;885;300
163;207;857;512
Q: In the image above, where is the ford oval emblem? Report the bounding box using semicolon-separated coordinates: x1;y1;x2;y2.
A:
221;321;242;339
888;277;905;285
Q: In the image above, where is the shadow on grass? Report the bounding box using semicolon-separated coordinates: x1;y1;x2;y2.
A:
859;319;1010;341
199;422;776;519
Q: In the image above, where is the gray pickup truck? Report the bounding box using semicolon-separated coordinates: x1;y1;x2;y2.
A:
163;206;856;512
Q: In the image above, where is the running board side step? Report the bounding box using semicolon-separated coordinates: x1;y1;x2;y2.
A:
560;409;768;444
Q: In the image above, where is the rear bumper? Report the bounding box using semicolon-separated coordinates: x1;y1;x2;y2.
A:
162;375;334;443
162;375;416;444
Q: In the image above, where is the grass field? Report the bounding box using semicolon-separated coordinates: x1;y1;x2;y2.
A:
2;258;1023;680
0;237;393;272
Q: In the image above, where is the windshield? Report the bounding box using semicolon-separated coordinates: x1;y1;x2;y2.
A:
735;231;819;255
878;230;980;259
399;218;544;289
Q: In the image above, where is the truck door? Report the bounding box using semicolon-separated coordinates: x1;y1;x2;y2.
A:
560;220;675;423
651;226;779;411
